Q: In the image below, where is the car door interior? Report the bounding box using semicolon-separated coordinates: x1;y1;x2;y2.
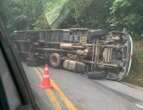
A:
0;47;21;110
0;20;38;110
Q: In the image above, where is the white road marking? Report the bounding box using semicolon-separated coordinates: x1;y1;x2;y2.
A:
136;104;143;109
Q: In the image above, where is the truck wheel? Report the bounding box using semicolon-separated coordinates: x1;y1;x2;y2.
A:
87;71;107;79
106;73;123;81
26;58;37;66
76;63;86;73
49;53;61;68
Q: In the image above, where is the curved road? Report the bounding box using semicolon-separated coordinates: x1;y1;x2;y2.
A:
24;64;143;110
47;67;143;110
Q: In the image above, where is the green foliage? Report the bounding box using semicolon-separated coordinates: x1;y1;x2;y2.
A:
1;0;143;38
0;0;49;33
33;14;50;30
45;0;68;25
52;0;112;29
109;0;143;36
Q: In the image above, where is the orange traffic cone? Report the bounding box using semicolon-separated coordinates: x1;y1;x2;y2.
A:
39;64;52;89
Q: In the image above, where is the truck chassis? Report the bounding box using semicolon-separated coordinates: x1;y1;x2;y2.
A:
13;28;133;81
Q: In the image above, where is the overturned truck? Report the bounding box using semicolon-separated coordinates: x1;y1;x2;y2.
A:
13;28;133;81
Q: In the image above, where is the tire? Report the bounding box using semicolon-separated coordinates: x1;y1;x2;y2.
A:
87;71;107;79
76;62;86;73
26;58;37;66
49;53;61;68
25;52;38;66
106;73;123;81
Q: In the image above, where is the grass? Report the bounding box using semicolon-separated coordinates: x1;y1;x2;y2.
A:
123;40;143;87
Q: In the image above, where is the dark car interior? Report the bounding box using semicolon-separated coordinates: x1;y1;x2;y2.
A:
0;19;38;110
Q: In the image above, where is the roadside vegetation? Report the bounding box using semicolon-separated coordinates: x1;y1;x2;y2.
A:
123;40;143;86
0;0;143;86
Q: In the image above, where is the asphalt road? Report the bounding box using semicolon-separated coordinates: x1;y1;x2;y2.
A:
23;64;143;110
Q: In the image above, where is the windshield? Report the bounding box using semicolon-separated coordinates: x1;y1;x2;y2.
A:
1;0;143;110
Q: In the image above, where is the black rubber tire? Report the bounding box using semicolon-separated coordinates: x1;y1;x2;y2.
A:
76;63;86;73
87;71;107;79
49;53;61;68
26;58;37;66
106;73;122;81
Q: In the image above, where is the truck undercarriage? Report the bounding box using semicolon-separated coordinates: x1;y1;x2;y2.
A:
12;28;133;81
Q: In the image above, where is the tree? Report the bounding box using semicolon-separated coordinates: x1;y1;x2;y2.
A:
51;0;112;29
109;0;143;36
0;0;49;33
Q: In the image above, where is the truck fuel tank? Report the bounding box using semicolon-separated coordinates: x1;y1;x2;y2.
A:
63;60;86;73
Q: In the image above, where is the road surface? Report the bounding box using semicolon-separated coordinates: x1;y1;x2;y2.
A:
23;64;143;110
